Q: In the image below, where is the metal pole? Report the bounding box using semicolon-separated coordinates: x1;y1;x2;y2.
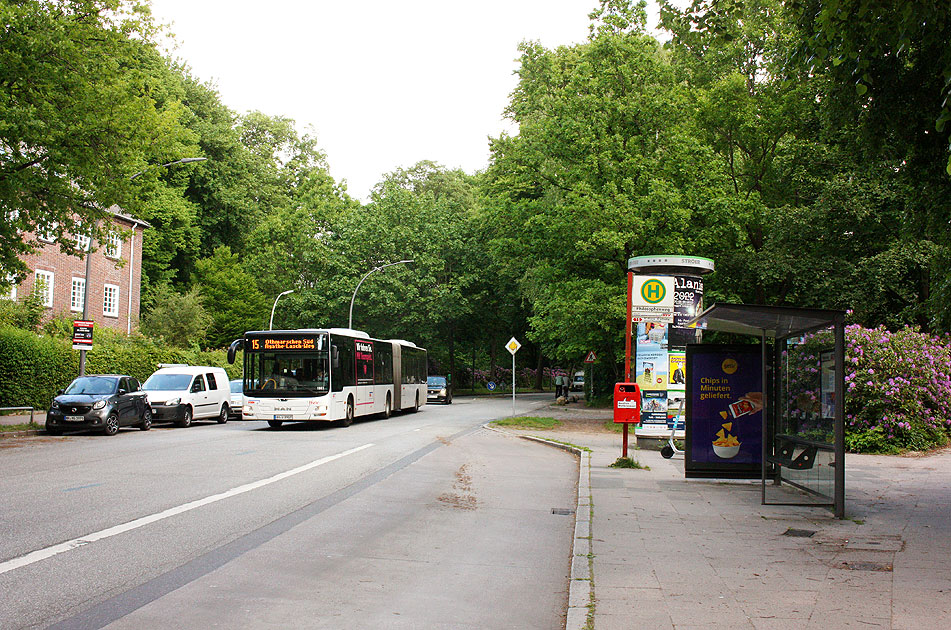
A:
348;259;413;329
761;329;768;505
269;289;294;330
78;223;96;377
511;352;516;417
834;316;846;519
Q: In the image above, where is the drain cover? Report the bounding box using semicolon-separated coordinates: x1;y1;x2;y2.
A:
552;508;575;516
783;528;817;538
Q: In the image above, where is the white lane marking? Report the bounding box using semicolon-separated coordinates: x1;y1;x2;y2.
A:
0;443;374;576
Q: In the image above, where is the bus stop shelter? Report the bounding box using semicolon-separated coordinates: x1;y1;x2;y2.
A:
687;303;847;518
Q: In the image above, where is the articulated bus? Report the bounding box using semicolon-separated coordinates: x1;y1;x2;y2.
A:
227;328;427;427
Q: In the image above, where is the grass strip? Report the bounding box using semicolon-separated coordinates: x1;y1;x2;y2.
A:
490;416;561;430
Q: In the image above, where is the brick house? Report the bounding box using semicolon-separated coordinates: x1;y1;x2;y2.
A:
8;206;150;334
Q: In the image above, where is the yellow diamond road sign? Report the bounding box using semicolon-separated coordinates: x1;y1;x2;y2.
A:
506;337;521;355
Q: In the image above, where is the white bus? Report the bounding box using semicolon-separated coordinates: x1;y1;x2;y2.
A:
227;328;427;428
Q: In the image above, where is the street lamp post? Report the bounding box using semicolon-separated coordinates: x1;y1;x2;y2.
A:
78;157;207;376
269;289;295;330
348;259;414;329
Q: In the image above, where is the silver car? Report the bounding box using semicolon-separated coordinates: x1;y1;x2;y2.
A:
229;379;244;419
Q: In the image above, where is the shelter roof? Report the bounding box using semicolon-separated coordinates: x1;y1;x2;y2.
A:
687;303;846;340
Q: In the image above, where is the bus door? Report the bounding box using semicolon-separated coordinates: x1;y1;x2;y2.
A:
392;343;402;410
355;340;375;412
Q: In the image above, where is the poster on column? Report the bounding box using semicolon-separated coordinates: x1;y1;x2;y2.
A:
685;344;762;478
634;322;669;433
670;275;704;347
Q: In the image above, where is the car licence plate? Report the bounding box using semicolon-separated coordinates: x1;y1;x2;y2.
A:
274;414;294;420
65;415;85;422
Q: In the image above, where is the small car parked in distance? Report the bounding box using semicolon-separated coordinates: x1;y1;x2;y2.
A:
427;375;452;404
142;365;231;427
46;374;151;436
229;379;243;419
571;370;585;392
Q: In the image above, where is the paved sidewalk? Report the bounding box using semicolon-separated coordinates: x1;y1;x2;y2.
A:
506;404;951;630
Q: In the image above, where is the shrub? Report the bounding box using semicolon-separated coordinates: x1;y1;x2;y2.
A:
0;325;241;410
791;324;951;453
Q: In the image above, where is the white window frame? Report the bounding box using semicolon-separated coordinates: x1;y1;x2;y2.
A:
71;277;86;312
2;275;16;301
103;283;119;318
35;270;54;307
105;232;122;259
75;230;91;252
38;222;59;244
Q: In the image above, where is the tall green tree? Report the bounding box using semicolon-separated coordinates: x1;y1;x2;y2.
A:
0;0;195;284
192;246;269;348
486;0;700;373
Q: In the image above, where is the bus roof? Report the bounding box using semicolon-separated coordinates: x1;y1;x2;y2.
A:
246;328;370;338
244;329;424;350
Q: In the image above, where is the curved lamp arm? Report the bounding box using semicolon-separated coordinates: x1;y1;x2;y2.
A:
269;289;295;330
348;259;413;329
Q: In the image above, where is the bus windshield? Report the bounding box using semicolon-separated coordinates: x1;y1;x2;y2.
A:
245;350;330;397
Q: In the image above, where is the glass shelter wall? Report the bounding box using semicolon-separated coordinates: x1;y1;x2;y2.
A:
772;328;838;501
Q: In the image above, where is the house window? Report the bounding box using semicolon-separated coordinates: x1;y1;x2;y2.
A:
75;231;91;252
35;270;54;307
71;278;85;312
103;284;119;317
38;222;59;244
2;275;16;301
105;232;122;259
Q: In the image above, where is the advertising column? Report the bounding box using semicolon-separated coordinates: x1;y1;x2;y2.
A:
627;256;714;439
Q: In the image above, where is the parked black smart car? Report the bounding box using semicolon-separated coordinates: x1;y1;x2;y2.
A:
46;375;151;436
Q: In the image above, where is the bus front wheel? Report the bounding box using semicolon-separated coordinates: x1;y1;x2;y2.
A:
340;399;354;427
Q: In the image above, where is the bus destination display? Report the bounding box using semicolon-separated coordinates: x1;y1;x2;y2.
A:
250;337;318;351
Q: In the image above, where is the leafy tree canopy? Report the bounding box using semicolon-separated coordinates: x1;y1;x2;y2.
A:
0;0;197;283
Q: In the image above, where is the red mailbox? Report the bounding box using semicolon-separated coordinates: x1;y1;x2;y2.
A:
613;382;642;424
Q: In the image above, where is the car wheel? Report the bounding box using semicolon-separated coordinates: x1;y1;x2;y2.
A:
267;420;283;428
103;413;120;436
383;394;391;419
218;404;229;424
46;423;62;436
139;407;152;431
177;407;192;428
340;399;354;427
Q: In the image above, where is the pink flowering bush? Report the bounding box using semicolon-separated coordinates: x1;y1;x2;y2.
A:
788;324;951;453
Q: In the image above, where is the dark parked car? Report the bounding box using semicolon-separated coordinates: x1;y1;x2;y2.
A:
46;375;151;436
427;376;452;404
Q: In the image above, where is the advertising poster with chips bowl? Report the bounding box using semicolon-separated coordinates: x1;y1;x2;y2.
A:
685;344;763;479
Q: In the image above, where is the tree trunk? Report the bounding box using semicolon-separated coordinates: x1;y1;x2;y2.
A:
535;346;543;390
489;333;497;384
448;324;456;387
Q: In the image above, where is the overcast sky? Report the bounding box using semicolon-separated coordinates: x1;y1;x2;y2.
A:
149;1;665;201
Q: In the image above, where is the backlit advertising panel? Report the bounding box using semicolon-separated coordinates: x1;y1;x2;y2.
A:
685;344;762;478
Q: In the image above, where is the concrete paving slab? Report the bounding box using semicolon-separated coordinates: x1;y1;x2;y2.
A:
497;402;951;630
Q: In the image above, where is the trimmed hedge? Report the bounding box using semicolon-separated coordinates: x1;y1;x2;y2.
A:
0;325;241;410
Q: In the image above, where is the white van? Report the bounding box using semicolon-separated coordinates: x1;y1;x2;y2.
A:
142;365;231;427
